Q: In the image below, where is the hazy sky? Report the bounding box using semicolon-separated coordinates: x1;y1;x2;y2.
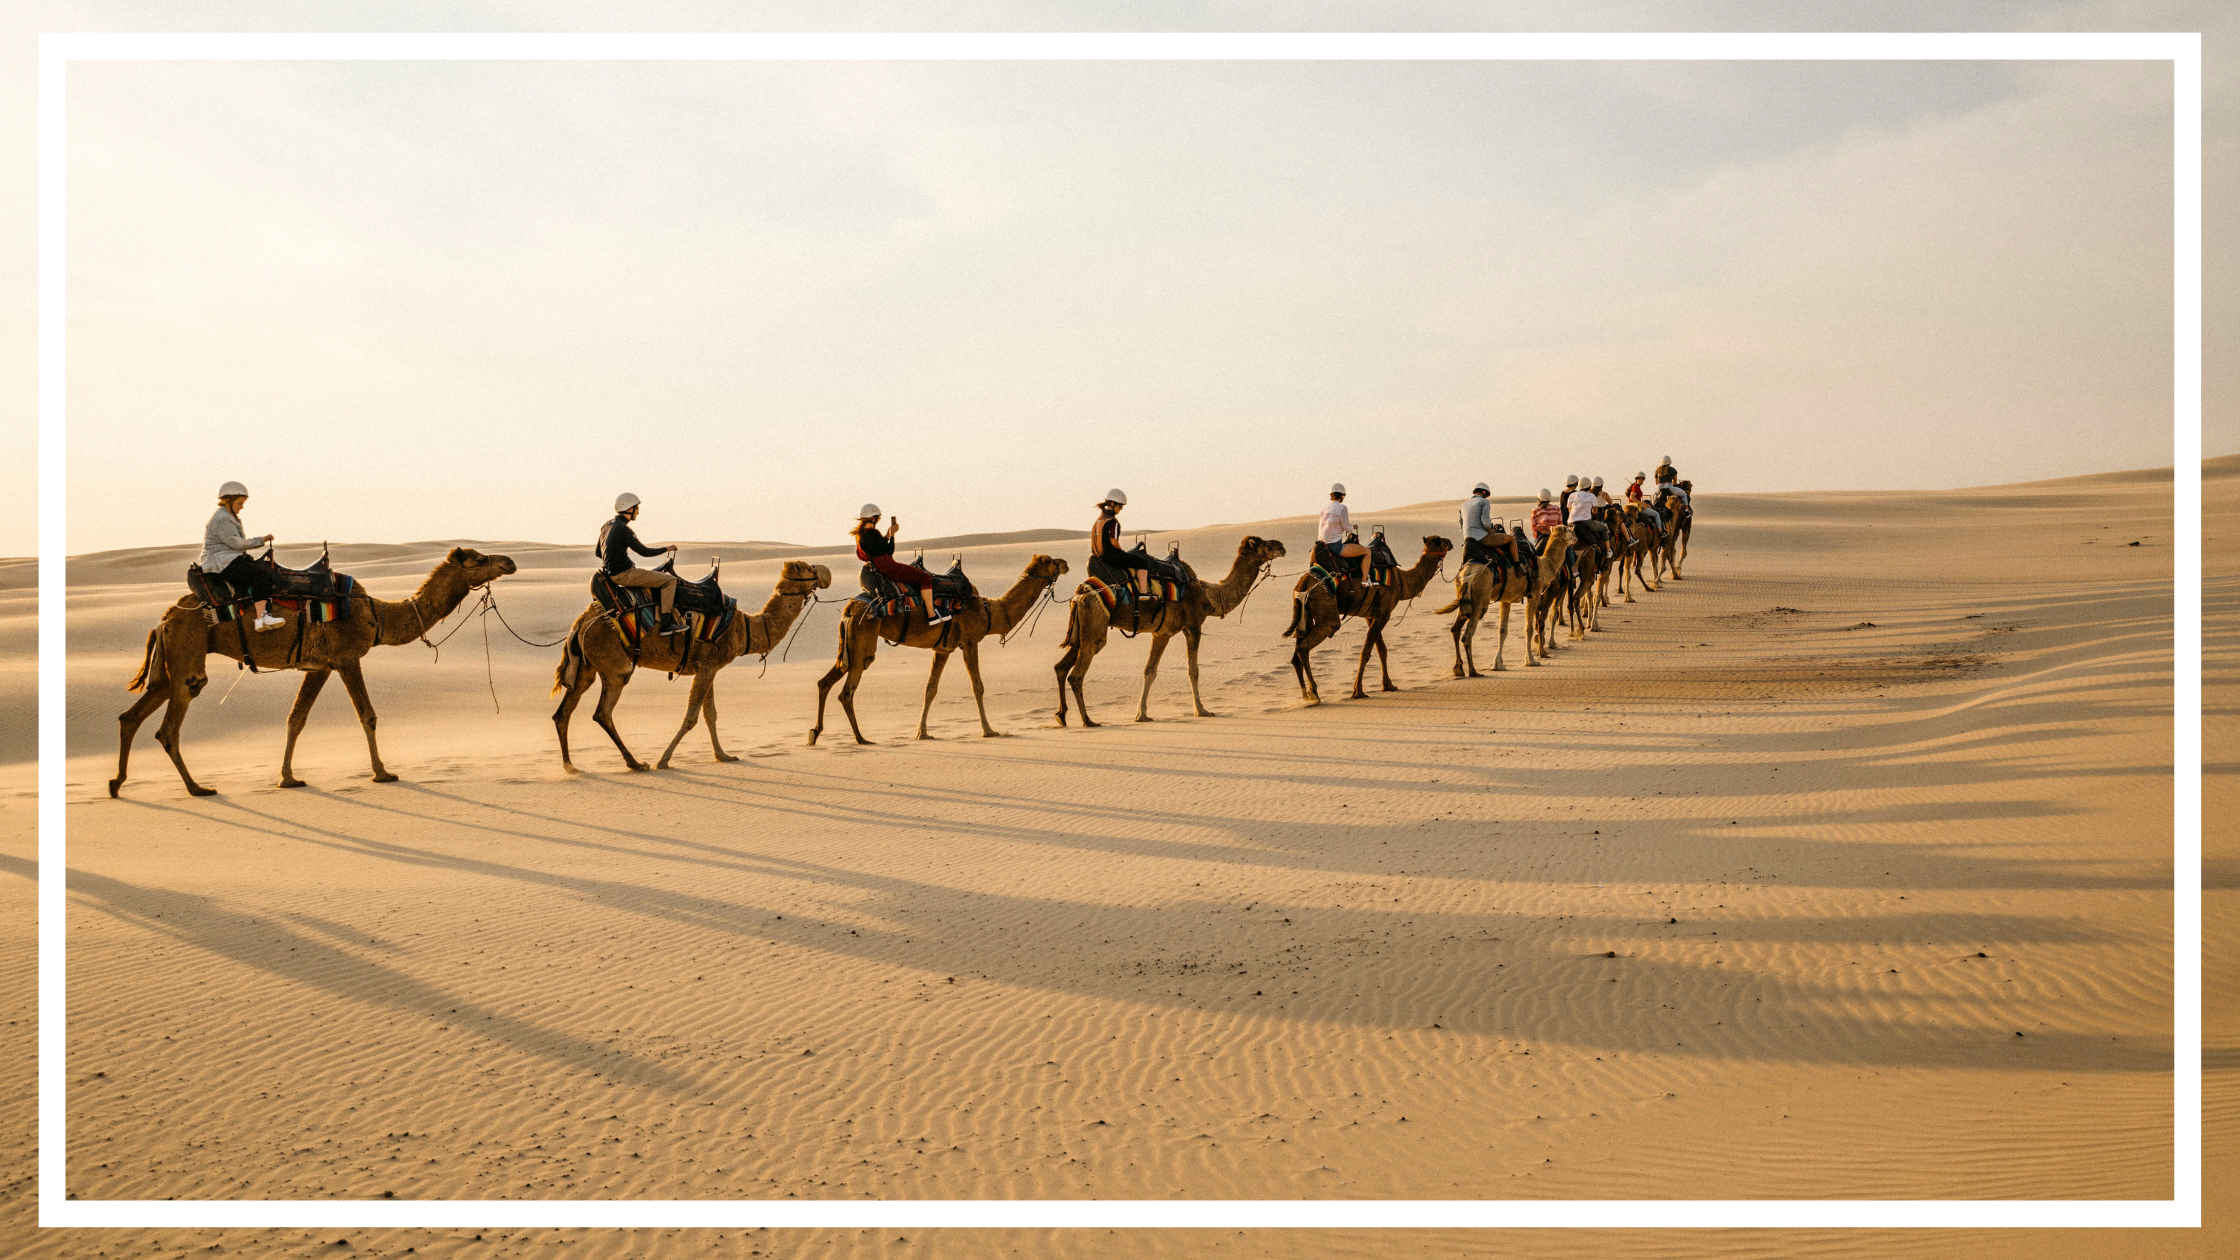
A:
15;4;2210;555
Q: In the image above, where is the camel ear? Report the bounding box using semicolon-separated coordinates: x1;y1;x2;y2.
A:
446;547;469;565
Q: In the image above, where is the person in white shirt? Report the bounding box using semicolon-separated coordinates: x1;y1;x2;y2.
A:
200;481;282;630
1319;483;1376;586
1567;479;1610;551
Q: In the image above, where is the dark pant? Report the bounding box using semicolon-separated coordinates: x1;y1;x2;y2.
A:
869;554;936;590
1574;520;1611;548
218;555;274;602
1100;548;1179;583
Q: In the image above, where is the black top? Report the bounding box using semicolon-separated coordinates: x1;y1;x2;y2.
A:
855;525;895;560
1093;510;1121;558
596;514;666;576
1655;465;1678;485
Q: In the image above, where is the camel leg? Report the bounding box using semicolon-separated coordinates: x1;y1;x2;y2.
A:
702;673;739;763
552;664;596;774
961;640;1003;737
1293;614;1328;706
1183;626;1215;717
335;660;399;783
837;663;875;745
1492;601;1510;672
1051;642;1078;727
589;669;649;770
1449;612;1469;679
152;679;218;797
277;669;332;788
1135;634;1171;722
917;649;952;740
110;685;171;798
1065;632;1103;728
810;661;846;746
657;673;714;769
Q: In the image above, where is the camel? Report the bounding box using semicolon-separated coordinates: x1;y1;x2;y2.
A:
1281;535;1451;705
1524;527;1575;660
110;547;519;798
808;555;1070;746
1609;505;1663;602
1432;535;1558;676
1624;504;1668;596
1051;535;1287;727
1566;524;1608;639
551;559;832;773
1665;480;1695;578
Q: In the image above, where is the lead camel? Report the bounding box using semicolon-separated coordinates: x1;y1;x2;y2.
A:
110;547;518;797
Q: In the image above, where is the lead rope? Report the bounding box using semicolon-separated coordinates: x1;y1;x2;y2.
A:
1000;582;1059;646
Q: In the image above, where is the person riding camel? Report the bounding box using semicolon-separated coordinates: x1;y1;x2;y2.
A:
855;504;948;625
1655;456;1678;487
1320;483;1376;587
1459;481;1498;568
201;481;282;631
598;492;684;635
1527;489;1564;556
1091;489;1179;590
1628;471;1665;529
1568;477;1610;553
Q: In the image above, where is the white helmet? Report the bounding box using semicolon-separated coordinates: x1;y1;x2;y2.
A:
1660;455;1672;465
1564;475;1579;487
1635;471;1646;480
1102;488;1127;506
217;481;248;499
1330;482;1347;495
1592;476;1605;489
1472;481;1490;493
1537;488;1552;501
858;503;881;519
615;492;641;513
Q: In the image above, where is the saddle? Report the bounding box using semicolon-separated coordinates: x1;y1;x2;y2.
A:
854;556;977;632
1310;534;1399;595
591;559;737;656
185;548;358;673
186;549;356;622
1080;542;1185;612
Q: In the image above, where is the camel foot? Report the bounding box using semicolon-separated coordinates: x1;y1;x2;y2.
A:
854;737;877;746
563;762;581;775
656;758;673;769
1134;714;1155;723
1490;663;1505;673
1194;708;1218;718
805;731;821;746
1381;683;1400;693
714;752;739;763
186;784;218;798
915;732;935;741
982;729;1008;739
1080;718;1101;729
106;779;123;799
625;763;650;773
278;776;306;789
372;771;398;784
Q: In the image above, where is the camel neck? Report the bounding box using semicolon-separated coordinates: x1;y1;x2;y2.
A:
988;572;1053;634
745;585;812;656
1202;545;1268;616
374;565;471;646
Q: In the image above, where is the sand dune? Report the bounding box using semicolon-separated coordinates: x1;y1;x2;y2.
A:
0;464;2227;1257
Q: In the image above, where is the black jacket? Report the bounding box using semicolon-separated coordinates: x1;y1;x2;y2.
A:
596;514;666;576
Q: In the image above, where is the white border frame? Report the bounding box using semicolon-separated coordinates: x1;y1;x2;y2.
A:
37;29;2203;1231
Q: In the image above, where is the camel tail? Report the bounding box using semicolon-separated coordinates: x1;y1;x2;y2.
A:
125;627;162;693
1432;594;1464;616
551;631;580;695
1059;597;1083;649
1281;592;1306;639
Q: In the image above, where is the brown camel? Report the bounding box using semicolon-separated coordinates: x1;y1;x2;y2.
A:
1666;480;1695;578
1281;535;1451;705
110;547;519;798
1051;535;1287;727
809;555;1070;745
1608;504;1661;602
551;560;832;773
1433;536;1553;676
1524;527;1575;660
1566;523;1607;640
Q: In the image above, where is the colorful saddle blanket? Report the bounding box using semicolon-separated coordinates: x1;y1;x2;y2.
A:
1077;574;1182;615
591;568;736;646
187;558;356;624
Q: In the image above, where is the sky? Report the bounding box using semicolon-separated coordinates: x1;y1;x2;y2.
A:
6;2;2224;556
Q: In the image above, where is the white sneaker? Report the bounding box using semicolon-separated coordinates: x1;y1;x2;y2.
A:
928;613;952;625
252;614;284;631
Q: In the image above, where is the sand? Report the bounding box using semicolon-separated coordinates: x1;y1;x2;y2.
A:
0;462;2227;1258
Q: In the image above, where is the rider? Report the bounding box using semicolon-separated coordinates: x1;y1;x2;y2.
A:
1320;483;1376;586
201;481;282;631
1459;481;1497;568
1568;477;1610;552
854;504;948;625
598;492;683;634
1091;489;1178;588
1655;456;1678;488
1628;471;1665;529
1527;490;1564;556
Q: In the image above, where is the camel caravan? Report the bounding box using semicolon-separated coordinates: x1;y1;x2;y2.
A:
109;464;1693;795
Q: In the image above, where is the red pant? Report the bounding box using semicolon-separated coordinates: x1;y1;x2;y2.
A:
866;554;935;590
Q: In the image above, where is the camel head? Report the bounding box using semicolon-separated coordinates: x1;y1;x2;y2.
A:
445;546;517;586
1240;535;1288;563
1025;554;1071;583
1420;535;1453;558
777;559;833;592
1679;480;1693;494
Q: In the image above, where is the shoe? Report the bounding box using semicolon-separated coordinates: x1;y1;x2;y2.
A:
658;617;688;635
928;613;952;625
252;614;284;631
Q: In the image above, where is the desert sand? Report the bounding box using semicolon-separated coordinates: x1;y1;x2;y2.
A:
0;463;2229;1258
